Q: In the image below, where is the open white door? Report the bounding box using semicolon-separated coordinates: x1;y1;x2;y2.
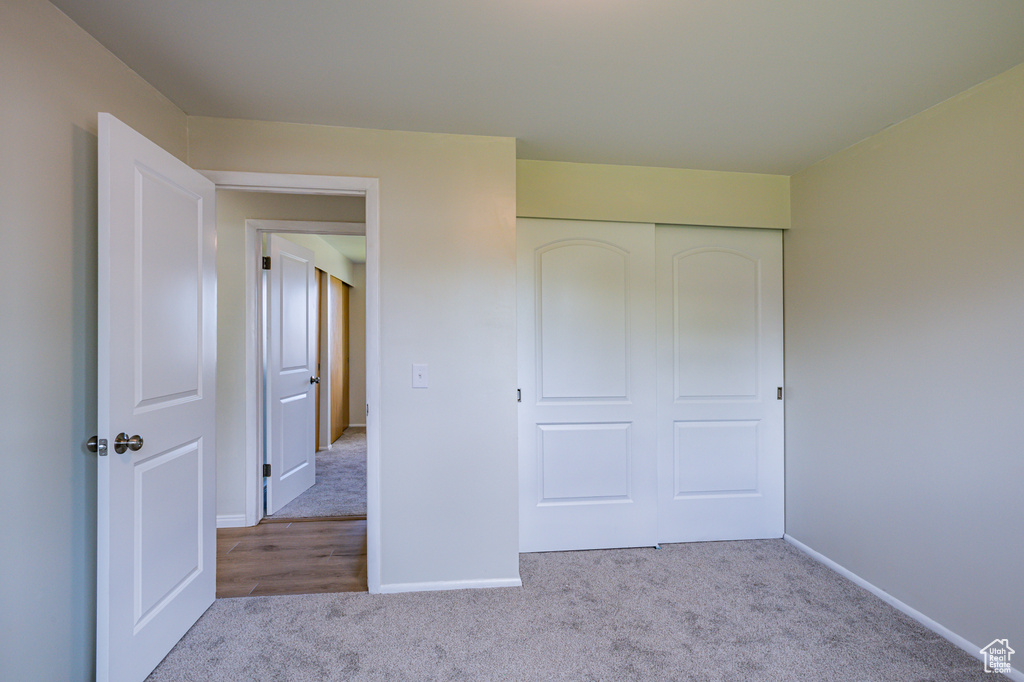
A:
264;234;317;514
517;219;658;552
97;114;216;681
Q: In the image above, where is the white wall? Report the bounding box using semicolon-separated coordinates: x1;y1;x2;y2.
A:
786;63;1024;654
348;262;367;426
0;1;187;679
191;117;520;587
215;190;364;516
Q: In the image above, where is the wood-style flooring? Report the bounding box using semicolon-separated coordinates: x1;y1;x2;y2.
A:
217;518;367;597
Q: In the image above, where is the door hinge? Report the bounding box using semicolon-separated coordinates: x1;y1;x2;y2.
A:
262;256;271;270
517;388;522;403
366;404;369;416
777;387;783;400
263;463;272;477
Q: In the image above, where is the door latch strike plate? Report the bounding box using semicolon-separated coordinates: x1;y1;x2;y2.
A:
263;463;271;477
777;387;783;400
87;436;108;456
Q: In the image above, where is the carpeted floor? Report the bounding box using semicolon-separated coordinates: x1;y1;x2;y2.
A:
148;539;999;681
270;428;367;519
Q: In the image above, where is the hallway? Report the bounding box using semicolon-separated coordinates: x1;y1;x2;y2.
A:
269;427;367;519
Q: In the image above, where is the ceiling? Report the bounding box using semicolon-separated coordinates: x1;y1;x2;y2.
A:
51;0;1024;175
320;235;366;264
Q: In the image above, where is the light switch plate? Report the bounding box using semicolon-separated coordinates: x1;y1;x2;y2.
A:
412;363;428;388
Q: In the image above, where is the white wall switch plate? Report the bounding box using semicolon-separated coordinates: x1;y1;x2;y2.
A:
412;363;428;388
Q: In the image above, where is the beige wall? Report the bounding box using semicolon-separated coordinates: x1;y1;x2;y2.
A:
348;262;368;427
0;1;187;679
786;63;1024;653
273;233;356;285
191;117;520;588
215;190;365;515
517;159;790;228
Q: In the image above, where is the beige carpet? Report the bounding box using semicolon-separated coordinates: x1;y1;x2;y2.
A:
148;539;998;681
269;428;366;519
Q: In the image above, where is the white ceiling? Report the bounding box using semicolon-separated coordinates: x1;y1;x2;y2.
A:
51;0;1024;175
320;234;366;264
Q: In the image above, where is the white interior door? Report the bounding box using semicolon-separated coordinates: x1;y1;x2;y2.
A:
655;226;784;542
518;219;658;552
97;113;216;681
265;234;317;514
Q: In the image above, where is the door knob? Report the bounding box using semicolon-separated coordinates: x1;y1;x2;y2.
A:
310;376;321;384
114;432;144;454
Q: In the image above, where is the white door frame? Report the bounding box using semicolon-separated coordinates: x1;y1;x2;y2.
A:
199;171;381;594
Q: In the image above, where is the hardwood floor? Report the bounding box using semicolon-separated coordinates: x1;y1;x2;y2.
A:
217;518;367;597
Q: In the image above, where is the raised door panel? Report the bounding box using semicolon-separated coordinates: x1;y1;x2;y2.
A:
134;440;202;628
279;252;313;372
538;243;628;400
538;423;632;502
673;420;759;495
674;249;759;400
135;168;203;408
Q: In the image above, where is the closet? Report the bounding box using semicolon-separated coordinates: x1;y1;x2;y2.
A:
517;219;783;552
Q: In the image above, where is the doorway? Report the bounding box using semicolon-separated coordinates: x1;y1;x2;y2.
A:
200;170;382;594
223;211;370;596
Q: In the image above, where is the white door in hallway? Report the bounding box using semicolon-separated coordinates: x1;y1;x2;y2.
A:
655;226;784;542
265;234;318;514
97;113;217;681
517;219;658;552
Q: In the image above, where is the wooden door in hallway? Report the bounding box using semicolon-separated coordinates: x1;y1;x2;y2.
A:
330;275;350;441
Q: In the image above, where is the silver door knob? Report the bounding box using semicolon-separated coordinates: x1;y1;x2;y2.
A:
310;376;321;384
114;432;144;454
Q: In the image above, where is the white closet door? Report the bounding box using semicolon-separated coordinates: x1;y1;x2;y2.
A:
655;226;784;543
518;219;658;552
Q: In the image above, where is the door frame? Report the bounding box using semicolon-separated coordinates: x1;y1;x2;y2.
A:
200;171;381;594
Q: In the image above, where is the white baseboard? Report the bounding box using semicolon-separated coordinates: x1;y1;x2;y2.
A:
784;534;1022;682
378;577;522;594
347;423;366;428
216;513;247;528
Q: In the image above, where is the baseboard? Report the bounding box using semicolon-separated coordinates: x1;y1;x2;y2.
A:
347;423;366;428
784;534;1022;682
377;577;522;594
216;513;247;528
